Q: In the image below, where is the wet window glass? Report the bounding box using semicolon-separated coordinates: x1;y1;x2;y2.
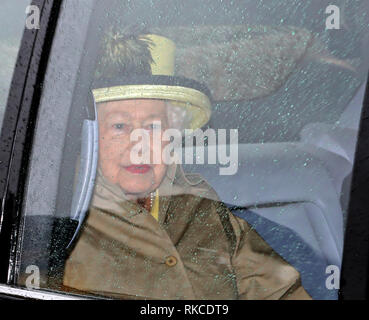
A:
0;0;31;126
13;0;369;300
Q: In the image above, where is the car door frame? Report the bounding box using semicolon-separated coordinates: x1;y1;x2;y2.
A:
339;77;369;300
0;0;63;287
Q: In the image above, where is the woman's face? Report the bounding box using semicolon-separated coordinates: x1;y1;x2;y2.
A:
98;99;169;199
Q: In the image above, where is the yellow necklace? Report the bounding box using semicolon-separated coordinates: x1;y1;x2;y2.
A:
150;189;159;221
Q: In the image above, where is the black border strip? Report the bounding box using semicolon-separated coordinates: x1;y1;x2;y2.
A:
340;75;369;300
0;0;63;284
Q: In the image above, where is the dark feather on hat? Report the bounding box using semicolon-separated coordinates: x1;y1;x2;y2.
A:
95;24;155;80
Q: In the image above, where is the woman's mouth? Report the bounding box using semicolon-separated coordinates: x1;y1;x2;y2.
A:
124;165;151;174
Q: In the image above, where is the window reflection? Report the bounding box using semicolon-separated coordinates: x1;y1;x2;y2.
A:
0;0;31;126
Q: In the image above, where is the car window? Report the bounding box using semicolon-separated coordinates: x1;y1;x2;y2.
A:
7;0;369;300
0;0;32;126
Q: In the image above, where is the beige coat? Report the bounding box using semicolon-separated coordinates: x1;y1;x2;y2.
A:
63;165;311;300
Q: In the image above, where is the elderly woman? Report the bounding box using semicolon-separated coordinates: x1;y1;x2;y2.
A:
62;28;311;300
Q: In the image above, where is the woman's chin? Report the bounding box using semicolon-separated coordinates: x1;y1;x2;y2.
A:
118;182;155;198
115;166;166;197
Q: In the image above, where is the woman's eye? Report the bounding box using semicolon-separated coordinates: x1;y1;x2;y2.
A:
147;123;161;130
113;123;125;130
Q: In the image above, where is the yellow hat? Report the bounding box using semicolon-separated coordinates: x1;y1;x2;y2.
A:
92;33;211;129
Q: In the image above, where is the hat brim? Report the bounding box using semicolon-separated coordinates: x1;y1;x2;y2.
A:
92;75;212;129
